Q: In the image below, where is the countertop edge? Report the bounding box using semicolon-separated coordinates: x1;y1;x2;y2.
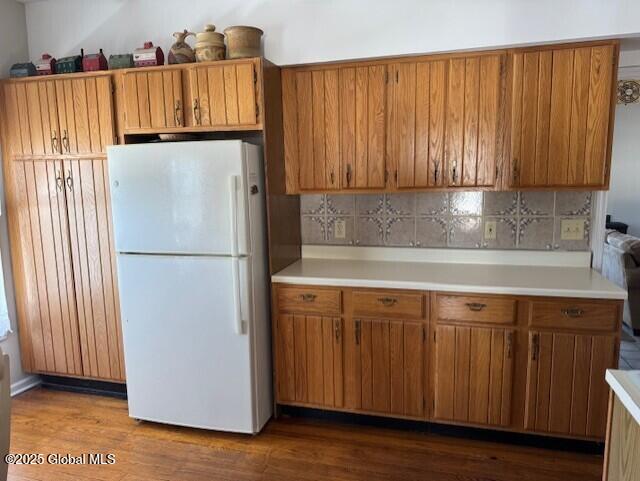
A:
606;370;640;425
270;275;628;300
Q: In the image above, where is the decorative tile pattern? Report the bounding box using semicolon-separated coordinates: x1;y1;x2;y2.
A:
300;191;594;251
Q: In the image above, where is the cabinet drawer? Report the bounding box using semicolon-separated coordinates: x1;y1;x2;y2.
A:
529;300;619;332
437;295;516;325
277;286;342;314
352;291;424;319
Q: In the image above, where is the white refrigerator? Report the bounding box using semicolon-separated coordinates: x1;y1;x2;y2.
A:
107;140;272;434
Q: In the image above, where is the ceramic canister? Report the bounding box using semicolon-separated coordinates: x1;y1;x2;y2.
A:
223;25;263;59
194;24;225;62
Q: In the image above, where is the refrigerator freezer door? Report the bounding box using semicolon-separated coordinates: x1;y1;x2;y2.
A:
108;141;249;256
117;253;259;433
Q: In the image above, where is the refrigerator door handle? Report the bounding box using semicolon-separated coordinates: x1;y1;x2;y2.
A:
231;257;244;335
229;175;239;257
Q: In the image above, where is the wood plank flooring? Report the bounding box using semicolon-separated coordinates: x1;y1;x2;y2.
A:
7;388;603;481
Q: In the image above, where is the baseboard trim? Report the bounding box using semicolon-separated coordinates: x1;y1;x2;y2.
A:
11;375;41;397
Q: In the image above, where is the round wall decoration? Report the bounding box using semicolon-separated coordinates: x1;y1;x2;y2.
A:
617;80;640;105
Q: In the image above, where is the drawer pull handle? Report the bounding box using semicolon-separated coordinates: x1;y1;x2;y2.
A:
355;320;361;345
334;319;341;342
300;293;317;303
378;297;398;307
465;302;487;312
561;308;584;318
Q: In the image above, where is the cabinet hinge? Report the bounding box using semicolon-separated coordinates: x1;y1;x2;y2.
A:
385;70;389;84
433;331;436;342
495;165;500;182
254;70;258;83
422;326;426;342
396;70;399;83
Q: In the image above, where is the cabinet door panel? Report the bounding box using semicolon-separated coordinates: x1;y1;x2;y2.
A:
511;43;616;188
525;331;616;438
340;65;386;189
66;158;124;381
275;314;343;408
445;55;503;188
190;62;258;129
434;325;514;427
123;70;183;130
10;159;81;376
2;83;33;156
56;77;114;155
6;80;60;156
353;318;425;418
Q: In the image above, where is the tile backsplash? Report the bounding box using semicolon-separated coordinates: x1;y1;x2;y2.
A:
300;191;593;251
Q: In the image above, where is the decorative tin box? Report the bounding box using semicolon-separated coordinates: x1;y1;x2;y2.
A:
82;49;108;72
133;42;164;67
35;54;56;75
9;63;36;78
55;49;84;74
108;54;134;70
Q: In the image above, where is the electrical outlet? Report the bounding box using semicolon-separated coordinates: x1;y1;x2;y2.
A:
334;219;346;239
560;219;585;240
484;220;497;240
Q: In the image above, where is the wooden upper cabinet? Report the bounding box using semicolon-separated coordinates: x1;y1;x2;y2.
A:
282;64;387;192
524;331;616;438
187;60;260;129
3;80;61;157
54;76;115;155
390;60;448;188
443;54;505;188
1;75;114;157
122;69;184;131
510;43;618;189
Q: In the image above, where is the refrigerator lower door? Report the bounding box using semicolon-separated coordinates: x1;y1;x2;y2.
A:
117;253;259;433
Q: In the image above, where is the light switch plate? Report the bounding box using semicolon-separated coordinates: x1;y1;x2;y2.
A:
484;220;497;240
334;219;346;239
560;219;585;240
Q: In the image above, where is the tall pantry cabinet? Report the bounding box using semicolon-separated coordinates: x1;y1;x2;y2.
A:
0;74;125;382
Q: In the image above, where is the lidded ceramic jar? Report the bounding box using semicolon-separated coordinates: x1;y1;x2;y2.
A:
194;24;225;62
223;25;263;59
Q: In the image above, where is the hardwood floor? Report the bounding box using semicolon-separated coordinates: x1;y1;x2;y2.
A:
7;388;603;481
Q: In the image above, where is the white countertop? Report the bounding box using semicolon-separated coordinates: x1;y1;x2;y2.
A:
272;258;627;300
606;370;640;424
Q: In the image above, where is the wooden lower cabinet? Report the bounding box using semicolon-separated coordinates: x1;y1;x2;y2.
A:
275;313;343;408
273;284;622;441
524;330;616;438
432;325;515;427
344;318;425;418
7;157;124;382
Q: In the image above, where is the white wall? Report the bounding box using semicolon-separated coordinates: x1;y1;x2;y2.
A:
24;0;640;66
608;49;640;236
0;0;30;388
